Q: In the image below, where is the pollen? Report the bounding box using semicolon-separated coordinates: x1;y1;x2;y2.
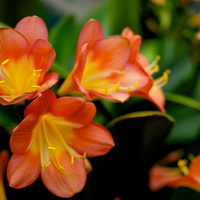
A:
0;80;5;84
134;80;139;89
47;146;56;150
178;159;189;175
147;55;161;75
1;59;9;66
42;162;51;169
31;85;41;88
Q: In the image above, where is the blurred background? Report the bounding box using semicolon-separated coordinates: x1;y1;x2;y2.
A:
1;0;200;199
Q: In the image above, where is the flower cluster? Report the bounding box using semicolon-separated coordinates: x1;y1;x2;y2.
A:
0;16;168;198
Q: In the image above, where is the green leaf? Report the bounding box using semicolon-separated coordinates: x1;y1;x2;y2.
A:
166;93;200;111
108;0;142;35
106;110;174;188
0;105;21;133
107;110;174;128
49;15;79;74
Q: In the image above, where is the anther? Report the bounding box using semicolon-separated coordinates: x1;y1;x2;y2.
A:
156;55;161;61
134;80;139;89
1;59;9;66
178;159;189;175
59;165;66;171
42;162;51;169
126;87;130;93
47;146;56;150
0;80;5;84
31;85;41;89
71;155;75;164
113;82;120;92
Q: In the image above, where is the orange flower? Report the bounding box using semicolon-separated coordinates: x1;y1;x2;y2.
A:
121;27;169;112
168;155;200;192
149;150;200;193
0;16;58;105
7;90;114;198
0;150;9;200
58;19;151;103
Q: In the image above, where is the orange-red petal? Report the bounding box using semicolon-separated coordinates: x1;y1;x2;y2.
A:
10;113;40;154
0;28;29;62
49;96;96;126
88;36;130;72
15;16;48;47
29;39;56;75
24;90;57;116
121;27;142;62
7;151;40;189
41;151;87;198
66;122;114;157
75;19;103;63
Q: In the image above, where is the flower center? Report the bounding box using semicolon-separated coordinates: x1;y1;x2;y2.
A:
178;159;189;175
33;113;86;176
81;70;139;95
0;57;42;100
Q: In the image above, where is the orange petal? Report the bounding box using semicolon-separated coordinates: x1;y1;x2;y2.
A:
7;151;40;189
188;155;200;181
41;151;87;198
24;90;57;116
75;19;103;64
49;96;96;125
29;39;56;75
0;150;9;200
0;28;29;62
26;72;59;101
88;36;130;72
15;16;48;47
121;27;142;62
10;113;40;154
57;43;88;97
67;122;114;157
168;176;200;192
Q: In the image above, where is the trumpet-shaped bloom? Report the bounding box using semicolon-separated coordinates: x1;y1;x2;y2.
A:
149;150;200;193
0;16;58;105
168;155;200;192
121;27;169;112
58;19;152;103
7;90;114;198
0;150;9;200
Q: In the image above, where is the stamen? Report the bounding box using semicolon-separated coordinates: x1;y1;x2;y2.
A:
1;59;9;66
31;85;41;88
188;153;195;162
153;69;170;89
59;165;66;171
134;80;139;89
42;162;51;169
47;146;56;150
178;159;189;175
147;55;161;75
0;80;5;84
126;87;130;93
113;82;120;92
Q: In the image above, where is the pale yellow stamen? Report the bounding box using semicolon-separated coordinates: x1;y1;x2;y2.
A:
42;162;51;169
153;69;171;89
47;146;56;150
178;159;189;175
134;80;139;89
147;55;161;75
1;59;9;66
31;85;41;88
0;80;5;84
